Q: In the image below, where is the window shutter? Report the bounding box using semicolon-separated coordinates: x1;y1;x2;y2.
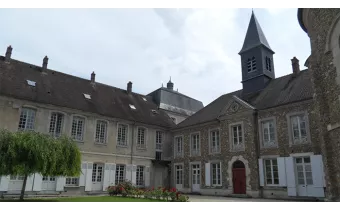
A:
33;173;43;191
125;165;132;182
102;163;111;191
56;177;65;192
311;155;325;197
132;165;137;185
258;159;264;186
205;163;211;186
277;157;287;186
25;175;34;192
110;164;116;186
285;157;297;196
85;162;93;191
79;162;87;187
0;176;10;191
145;166;150;187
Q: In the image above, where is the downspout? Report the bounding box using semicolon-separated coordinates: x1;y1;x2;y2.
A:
253;109;263;198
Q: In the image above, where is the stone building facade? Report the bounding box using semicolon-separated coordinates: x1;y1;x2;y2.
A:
298;8;340;201
171;11;326;200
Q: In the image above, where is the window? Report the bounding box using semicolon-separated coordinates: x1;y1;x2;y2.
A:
265;57;272;71
175;165;183;185
211;162;222;186
92;164;103;182
156;151;162;160
247;57;257;72
137;127;146;149
136;166;144;186
66;177;79;186
142;97;147;101
175;136;183;157
290;114;308;144
71;116;85;141
83;93;91;99
117;124;128;146
231;124;243;148
191;133;200;156
129;104;136;110
210;130;220;154
18;108;36;131
261;119;276;147
26;80;36;87
264;159;279;185
156;131;163;151
115;165;125;185
95;120;107;144
49;112;64;138
295;157;313;185
42;176;56;182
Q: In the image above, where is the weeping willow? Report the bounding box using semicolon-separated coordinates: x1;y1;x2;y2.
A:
0;129;81;200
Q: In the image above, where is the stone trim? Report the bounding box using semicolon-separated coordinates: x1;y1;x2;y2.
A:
135;126;148;150
227;156;251;192
258;116;279;149
208;127;221;155
116;122;129;147
286;111;312;147
208;160;223;187
189;131;201;157
173;135;184;158
69;114;88;143
229;121;245;152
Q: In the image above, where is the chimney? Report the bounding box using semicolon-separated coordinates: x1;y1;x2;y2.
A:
42;56;48;70
291;57;300;75
127;81;132;94
91;71;96;83
5;45;12;62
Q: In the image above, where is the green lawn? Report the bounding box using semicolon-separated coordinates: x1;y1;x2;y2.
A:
1;196;165;202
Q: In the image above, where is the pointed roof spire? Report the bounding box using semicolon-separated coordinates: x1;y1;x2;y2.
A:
239;10;274;54
167;76;174;90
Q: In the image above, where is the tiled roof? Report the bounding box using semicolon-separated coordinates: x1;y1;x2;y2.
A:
0;56;175;128
176;70;313;128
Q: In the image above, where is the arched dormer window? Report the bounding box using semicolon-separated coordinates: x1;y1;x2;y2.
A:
247;57;257;72
265;57;272;71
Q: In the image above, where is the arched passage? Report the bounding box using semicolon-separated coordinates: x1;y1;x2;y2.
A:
232;160;246;194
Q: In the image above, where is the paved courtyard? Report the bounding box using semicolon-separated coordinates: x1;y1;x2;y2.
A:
189;195;320;208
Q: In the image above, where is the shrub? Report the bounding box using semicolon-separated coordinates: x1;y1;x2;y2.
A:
178;195;189;202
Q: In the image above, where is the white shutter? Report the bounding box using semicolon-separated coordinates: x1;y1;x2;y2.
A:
310;155;325;197
0;176;10;191
258;159;264;187
145;166;150;187
103;163;111;191
125;165;132;182
205;163;211;187
110;164;116;186
79;162;87;187
25;175;34;191
33;173;43;191
277;157;287;186
85;162;93;191
56;177;65;192
132;165;137;185
285;157;297;196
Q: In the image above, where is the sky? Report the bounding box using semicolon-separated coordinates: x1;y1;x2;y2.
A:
0;8;311;106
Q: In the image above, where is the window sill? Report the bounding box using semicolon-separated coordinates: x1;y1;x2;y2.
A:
94;142;107;146
209;152;221;155
136;147;147;151
261;145;278;149
117;145;128;148
290;141;311;146
65;185;80;188
74;140;85;144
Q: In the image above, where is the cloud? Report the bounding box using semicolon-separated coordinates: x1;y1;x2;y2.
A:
0;8;310;107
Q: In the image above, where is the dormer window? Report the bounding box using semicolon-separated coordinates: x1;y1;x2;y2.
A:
129;104;136;110
247;57;257;72
142;97;147;101
83;93;91;99
265;57;272;71
27;80;36;87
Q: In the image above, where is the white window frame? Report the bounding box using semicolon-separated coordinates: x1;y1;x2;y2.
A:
18;107;36;131
287;111;311;146
259;117;278;148
136;126;147;149
70;115;86;142
156;131;163;151
174;135;183;158
115;164;125;185
190;132;200;156
117;123;128;147
94;120;108;144
48;111;65;138
136;165;144;187
229;122;245;151
65;177;79;187
263;159;279;186
174;163;184;185
209;129;220;154
211;162;222;186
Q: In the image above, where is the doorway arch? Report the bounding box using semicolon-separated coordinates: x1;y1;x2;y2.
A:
232;160;246;194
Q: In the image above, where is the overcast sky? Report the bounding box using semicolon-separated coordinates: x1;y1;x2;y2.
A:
0;8;310;106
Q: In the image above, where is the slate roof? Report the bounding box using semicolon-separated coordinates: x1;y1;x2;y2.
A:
239;11;274;54
0;56;175;128
147;87;204;116
176;69;313;128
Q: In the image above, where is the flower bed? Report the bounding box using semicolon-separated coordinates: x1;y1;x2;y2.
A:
107;181;189;202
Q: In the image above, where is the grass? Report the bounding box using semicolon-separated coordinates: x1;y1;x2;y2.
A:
0;196;165;202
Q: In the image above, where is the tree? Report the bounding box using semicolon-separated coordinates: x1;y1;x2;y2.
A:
0;129;81;200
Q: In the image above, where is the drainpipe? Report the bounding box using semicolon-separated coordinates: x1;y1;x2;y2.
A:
253;109;263;198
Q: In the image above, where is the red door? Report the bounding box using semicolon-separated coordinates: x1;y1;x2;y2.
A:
232;168;246;194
